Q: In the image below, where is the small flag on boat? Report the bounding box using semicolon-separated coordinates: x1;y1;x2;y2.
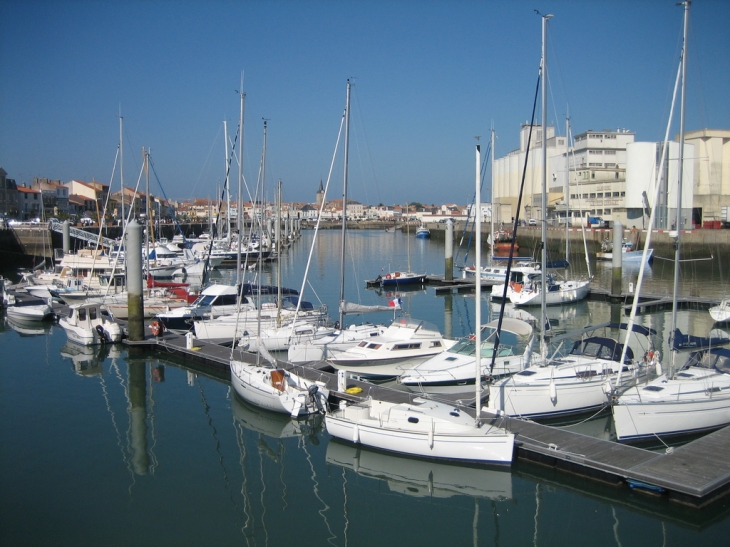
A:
388;297;402;310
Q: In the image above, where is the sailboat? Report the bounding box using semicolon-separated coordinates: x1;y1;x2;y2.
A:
229;95;330;418
611;2;730;441
287;80;391;363
379;203;427;287
324;137;515;465
487;13;654;420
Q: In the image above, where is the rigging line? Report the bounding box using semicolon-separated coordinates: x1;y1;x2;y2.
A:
147;156;188;244
351;84;383;209
196;376;236;513
190;123;224;199
301;440;338;545
257;436;270;547
489;66;542;376
232;421;253;547
98;359;133;478
146;363;159;475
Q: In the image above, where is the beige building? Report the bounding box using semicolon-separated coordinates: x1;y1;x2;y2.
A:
684;129;730;225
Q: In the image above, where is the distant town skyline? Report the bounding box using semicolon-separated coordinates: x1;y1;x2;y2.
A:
1;1;728;205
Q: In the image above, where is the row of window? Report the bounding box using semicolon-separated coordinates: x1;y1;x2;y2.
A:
570;192;626;199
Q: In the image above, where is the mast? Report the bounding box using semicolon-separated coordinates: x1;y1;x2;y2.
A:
564;115;570;263
474;142;482;424
119;112;125;229
540;13;552;350
670;0;690;361
144;147;150;273
224;120;230;243
338;79;351;327
276;179;282;327
236;76;246;283
490;126;495;260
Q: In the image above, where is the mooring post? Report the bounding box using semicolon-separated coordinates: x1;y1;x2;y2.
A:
62;220;70;254
611;221;623;298
126;220;145;341
445;219;454;281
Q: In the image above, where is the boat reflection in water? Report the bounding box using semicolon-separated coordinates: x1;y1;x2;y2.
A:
5;314;54;337
231;393;324;441
59;341;121;377
326;440;512;501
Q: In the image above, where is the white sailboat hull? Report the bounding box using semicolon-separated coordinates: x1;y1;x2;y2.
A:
613;394;730;442
508;279;590;307
230;360;329;417
325;399;514;465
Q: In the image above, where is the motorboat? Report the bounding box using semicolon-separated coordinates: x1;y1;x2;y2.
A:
327;317;457;379
596;238;654;264
378;271;427;287
287;323;389;363
4;293;53;322
710;298;730;323
399;318;535;395
415;224;430;239
59;303;123;345
156;283;247;331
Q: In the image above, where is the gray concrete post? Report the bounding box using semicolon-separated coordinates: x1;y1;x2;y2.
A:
62;221;70;254
126;220;145;341
611;221;623;297
445;219;454;281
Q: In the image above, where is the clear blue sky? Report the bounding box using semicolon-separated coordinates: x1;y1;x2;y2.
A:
1;0;728;206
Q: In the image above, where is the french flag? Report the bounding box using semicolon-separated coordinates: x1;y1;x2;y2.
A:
388;297;402;310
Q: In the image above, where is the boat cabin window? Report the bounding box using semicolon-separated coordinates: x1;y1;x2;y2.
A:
518;370;537;376
89;307;97;320
684;349;730;373
194;295;217;307
393;343;421;350
570;337;633;363
643;385;664;392
214;295;238;306
78;308;87;321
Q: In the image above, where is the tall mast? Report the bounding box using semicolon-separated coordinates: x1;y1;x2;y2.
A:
338;79;351;327
670;1;690;356
224;120;230;242
565;114;570;263
119;111;125;229
474;142;482;423
144;147;150;273
236;76;246;283
490;126;495;260
540;13;552;349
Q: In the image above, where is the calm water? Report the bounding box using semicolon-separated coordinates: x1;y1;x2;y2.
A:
2;230;730;546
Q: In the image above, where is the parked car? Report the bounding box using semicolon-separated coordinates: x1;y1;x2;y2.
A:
528;218;537;226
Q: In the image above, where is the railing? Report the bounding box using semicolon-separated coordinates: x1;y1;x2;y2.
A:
49;221;116;249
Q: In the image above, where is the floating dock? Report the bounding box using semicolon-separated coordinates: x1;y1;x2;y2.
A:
120;326;730;509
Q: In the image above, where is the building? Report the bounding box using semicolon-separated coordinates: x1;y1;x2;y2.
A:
0;168;19;219
683;129;730;225
16;185;42;220
32;178;69;218
493;124;710;228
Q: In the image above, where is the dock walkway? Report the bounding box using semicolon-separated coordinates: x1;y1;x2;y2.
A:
124;327;730;509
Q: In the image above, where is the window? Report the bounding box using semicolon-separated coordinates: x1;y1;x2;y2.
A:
612;192;620;197
590;193;596;198
620;192;626;197
582;194;588;199
89;307;97;320
616;172;619;179
592;173;596;179
597;193;603;198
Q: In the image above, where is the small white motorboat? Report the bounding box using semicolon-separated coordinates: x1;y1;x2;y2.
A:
710;298;730;323
59;303;123;345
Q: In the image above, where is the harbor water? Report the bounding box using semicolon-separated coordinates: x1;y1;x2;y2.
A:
2;229;730;546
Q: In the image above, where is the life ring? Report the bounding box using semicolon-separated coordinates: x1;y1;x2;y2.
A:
644;350;655;363
385;274;392;280
469;334;476;341
150;320;164;337
510;281;523;293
